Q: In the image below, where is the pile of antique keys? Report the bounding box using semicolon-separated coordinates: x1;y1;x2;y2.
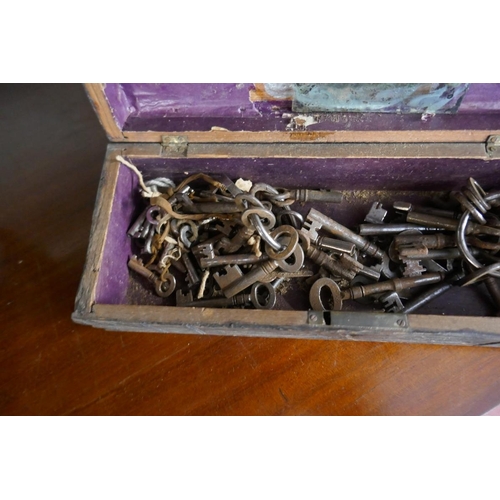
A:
126;168;500;315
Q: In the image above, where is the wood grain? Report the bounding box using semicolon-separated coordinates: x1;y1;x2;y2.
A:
84;83;123;141
123;129;500;144
2;84;500;415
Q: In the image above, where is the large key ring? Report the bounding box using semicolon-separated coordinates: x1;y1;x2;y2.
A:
457;191;500;277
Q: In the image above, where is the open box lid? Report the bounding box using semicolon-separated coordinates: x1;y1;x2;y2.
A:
85;83;500;151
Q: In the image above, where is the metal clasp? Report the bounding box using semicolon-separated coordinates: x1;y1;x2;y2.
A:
161;135;188;157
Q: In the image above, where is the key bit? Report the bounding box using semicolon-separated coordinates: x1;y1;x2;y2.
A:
214;219;237;236
364;202;387;224
213;264;245;294
307;208;385;261
401;259;426;277
191;242;216;266
379;291;405;313
300;219;323;242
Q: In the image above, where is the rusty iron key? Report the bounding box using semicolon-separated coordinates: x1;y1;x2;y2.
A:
307;208;386;261
313;272;446;310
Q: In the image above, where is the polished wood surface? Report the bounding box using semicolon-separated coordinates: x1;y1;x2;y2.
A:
1;84;500;415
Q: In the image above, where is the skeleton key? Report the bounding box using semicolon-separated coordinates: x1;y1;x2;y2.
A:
307;208;385;261
320;272;445;310
128;256;176;298
201;254;268;269
220;243;304;298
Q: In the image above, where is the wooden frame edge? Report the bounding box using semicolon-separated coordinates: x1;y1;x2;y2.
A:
123;130;500;144
118;141;490;160
84;84;124;141
73;146;122;315
75;305;500;347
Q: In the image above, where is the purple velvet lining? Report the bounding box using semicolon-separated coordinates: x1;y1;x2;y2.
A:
120;83;259;118
102;83;500;133
94;156;500;306
102;84;135;130
460;83;500;112
137;157;500;192
95;165;139;305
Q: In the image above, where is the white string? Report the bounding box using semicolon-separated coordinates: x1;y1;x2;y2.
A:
197;269;210;300
116;155;156;197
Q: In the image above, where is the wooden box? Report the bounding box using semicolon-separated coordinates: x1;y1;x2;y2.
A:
72;83;500;347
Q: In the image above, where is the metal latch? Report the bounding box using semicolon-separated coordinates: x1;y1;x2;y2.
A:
486;136;500;158
307;310;409;330
161;135;188;157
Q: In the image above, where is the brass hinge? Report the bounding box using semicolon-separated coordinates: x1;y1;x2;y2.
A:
161;135;188;157
486;135;500;158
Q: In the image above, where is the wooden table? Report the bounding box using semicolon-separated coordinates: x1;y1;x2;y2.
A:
1;84;500;415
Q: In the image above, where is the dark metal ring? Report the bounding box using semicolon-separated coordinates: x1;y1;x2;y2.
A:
250;283;277;309
277;241;304;272
155;274;176;298
457;191;500;277
309;278;343;311
234;193;265;211
265;226;299;260
241;208;276;231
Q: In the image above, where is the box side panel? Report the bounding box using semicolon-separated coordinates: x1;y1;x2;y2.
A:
73;147;121;315
75;305;500;348
73;145;500;344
